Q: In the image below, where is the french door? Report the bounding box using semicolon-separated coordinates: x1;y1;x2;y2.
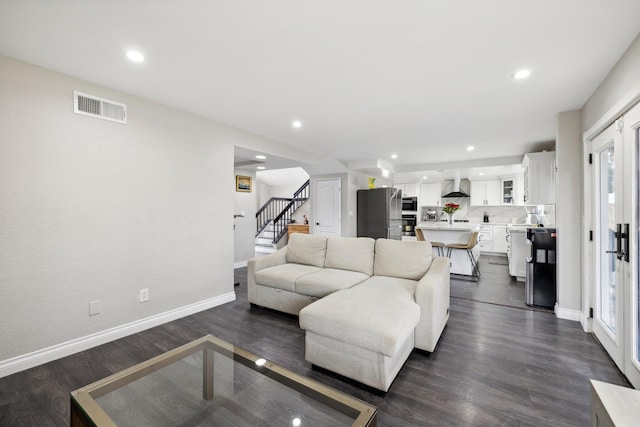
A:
590;102;640;388
591;122;625;367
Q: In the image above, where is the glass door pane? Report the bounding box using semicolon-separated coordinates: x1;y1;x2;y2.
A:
599;146;617;334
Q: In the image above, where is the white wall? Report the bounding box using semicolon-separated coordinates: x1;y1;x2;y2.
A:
582;34;640;131
234;169;257;266
0;55;280;369
556;110;583;318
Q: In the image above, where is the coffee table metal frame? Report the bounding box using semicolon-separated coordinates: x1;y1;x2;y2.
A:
70;334;377;427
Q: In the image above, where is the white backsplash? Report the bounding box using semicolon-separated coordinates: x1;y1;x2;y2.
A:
420;198;550;225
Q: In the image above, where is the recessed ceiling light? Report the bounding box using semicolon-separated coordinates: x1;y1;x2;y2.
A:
126;50;145;63
479;172;485;176
391;154;398;159
292;120;302;128
422;176;428;180
257;166;266;170
255;358;266;366
513;69;531;79
255;155;266;160
467;146;475;151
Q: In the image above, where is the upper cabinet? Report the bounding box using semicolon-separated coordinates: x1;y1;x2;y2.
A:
470;180;501;206
393;183;419;198
522;152;556;204
501;178;515;205
419;182;442;206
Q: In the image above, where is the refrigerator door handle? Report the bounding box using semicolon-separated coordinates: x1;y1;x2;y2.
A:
525;237;533;263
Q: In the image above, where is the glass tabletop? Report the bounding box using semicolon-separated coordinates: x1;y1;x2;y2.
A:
71;335;377;427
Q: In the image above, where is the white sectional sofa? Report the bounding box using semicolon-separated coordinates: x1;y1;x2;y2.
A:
247;233;450;391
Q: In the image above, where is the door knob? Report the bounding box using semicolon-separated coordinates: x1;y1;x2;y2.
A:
316;222;320;225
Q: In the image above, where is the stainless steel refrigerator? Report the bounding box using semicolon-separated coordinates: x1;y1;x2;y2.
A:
357;188;402;240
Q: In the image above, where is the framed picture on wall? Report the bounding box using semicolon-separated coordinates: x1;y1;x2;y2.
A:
236;175;252;192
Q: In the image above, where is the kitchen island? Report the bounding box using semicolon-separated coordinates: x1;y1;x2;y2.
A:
417;223;480;276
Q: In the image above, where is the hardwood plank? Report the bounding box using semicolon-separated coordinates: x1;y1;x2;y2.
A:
0;266;628;426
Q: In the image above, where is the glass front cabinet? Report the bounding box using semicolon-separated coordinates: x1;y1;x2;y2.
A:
501;178;514;204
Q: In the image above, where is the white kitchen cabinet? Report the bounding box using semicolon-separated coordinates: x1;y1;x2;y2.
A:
477;224;492;252
509;229;528;281
470;180;501;206
419;182;442;207
404;183;418;198
522;151;555;204
394;183;419;198
501;178;515;205
492;225;508;253
476;224;508;254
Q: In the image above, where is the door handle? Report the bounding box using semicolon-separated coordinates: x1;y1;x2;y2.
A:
623;223;629;262
605;223;627;261
316;222;320;226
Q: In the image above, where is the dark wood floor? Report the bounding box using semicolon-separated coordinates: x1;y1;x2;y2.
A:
0;264;629;426
450;254;550;312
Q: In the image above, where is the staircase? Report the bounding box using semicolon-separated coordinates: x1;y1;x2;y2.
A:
255;222;278;254
255;180;310;254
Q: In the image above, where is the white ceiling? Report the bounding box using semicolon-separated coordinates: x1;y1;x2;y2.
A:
1;1;639;174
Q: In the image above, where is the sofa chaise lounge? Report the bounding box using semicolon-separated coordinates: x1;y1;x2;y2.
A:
247;233;450;391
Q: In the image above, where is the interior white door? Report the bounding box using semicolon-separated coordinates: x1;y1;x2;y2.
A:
313;178;341;236
591;121;625;369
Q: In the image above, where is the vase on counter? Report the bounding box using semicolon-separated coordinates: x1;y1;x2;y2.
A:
448;213;454;224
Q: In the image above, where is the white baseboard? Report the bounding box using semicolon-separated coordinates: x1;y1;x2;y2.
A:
234;260;248;268
0;292;236;379
580;313;593;333
554;304;582;322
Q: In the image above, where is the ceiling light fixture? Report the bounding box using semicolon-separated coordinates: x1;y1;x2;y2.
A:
467;146;475;151
126;50;145;63
257;166;266;170
391;154;398;159
255;358;266;366
292;120;302;128
255;155;266;160
513;69;531;80
423;176;428;180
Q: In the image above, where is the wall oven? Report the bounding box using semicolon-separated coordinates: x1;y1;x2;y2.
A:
402;197;418;212
402;214;417;236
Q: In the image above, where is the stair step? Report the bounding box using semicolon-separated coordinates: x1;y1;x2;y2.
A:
256;237;274;245
255;245;277;254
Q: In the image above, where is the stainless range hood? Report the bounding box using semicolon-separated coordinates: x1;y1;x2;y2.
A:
442;177;469;198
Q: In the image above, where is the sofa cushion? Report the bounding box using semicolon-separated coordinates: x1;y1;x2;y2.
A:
255;263;322;292
373;239;432;280
286;233;329;267
299;276;420;357
295;268;369;297
324;237;375;275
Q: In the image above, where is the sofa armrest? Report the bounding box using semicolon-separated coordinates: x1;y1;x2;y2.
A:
247;247;288;304
414;256;450;352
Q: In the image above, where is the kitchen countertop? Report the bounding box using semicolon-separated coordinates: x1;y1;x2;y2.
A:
508;227;527;233
417;223;480;231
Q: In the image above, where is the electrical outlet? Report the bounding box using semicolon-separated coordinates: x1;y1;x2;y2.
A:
139;288;149;303
89;300;101;316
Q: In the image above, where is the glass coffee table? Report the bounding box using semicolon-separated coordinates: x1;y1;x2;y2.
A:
70;334;377;426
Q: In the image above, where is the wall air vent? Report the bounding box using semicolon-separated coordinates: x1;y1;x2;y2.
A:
73;91;127;124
